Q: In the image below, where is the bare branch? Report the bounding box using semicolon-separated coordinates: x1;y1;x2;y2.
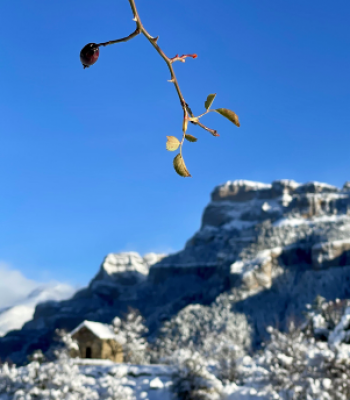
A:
97;28;141;47
82;0;232;177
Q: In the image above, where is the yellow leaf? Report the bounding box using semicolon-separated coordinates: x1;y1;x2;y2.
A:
173;154;191;177
166;136;180;151
215;108;240;127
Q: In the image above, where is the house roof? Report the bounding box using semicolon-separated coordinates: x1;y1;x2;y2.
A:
70;320;117;340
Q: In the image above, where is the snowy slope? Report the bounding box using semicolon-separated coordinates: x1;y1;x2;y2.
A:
0;284;76;337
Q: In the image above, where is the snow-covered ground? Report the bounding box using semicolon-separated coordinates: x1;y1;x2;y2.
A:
0;284;76;337
0;359;174;400
0;357;270;400
78;363;174;400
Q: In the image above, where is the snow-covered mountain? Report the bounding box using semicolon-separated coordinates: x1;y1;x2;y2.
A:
1;179;350;364
0;283;76;337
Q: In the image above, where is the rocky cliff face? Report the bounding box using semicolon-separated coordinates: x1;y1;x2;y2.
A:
151;180;350;287
1;179;350;364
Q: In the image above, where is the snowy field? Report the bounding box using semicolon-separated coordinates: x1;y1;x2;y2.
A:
0;359;173;400
0;357;271;400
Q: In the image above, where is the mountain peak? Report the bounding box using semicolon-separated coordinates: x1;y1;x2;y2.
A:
91;252;165;287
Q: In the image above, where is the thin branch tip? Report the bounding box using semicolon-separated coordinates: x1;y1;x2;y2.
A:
125;0;220;176
170;54;198;63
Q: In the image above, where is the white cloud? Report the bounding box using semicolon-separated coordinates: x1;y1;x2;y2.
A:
0;262;77;336
0;262;39;309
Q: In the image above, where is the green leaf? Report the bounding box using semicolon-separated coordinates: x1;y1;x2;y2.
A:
166;136;180;151
214;108;240;127
173;154;191;177
205;94;216;110
185;134;198;142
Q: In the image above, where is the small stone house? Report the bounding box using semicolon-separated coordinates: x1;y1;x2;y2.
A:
70;320;124;362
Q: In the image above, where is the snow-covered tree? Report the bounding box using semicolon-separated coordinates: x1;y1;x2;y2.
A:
261;322;312;398
153;293;250;382
303;296;350;341
0;353;135;400
54;329;80;358
171;350;224;400
27;349;45;364
250;320;350;400
113;307;150;364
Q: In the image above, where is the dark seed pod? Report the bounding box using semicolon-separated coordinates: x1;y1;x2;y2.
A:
80;43;100;69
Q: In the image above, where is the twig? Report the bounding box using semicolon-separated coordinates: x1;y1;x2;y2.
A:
125;0;218;150
97;28;141;47
170;54;198;63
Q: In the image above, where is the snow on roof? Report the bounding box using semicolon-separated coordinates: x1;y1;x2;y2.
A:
70;320;116;340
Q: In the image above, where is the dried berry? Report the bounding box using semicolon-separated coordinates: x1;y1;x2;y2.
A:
80;43;100;69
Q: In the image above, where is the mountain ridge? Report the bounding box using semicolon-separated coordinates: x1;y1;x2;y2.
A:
1;179;350;364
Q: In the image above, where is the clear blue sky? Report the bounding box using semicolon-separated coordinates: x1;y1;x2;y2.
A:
0;0;349;287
